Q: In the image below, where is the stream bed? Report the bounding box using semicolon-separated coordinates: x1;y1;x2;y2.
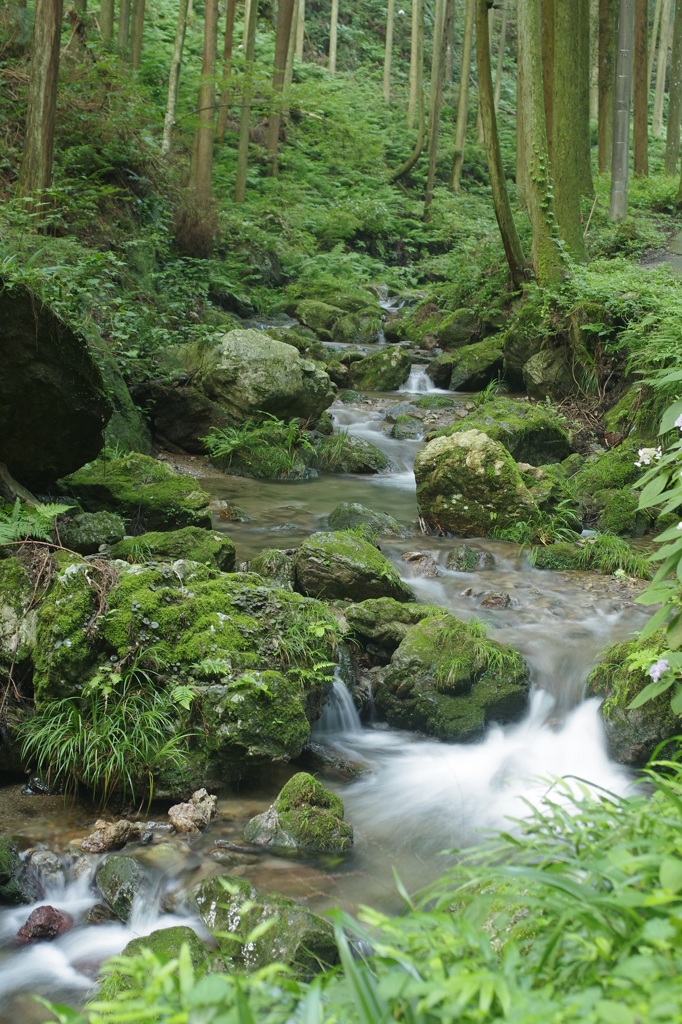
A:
0;372;649;1021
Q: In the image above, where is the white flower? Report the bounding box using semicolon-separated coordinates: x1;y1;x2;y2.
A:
635;446;662;467
675;413;682;431
649;658;670;682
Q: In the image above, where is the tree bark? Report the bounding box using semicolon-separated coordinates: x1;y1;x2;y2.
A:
118;0;130;50
408;0;423;128
267;0;296;174
577;0;594;192
476;7;493;143
475;0;526;288
190;0;218;208
162;0;189;155
494;0;508;112
329;0;338;73
665;0;682;173
216;0;237;144
99;0;114;41
598;0;618;172
648;0;663;92
450;0;475;191
590;0;600;120
383;0;395;101
130;0;145;69
18;0;63;199
553;0;588;257
423;0;446;216
235;0;258;201
653;0;673;137
610;0;634;220
516;49;529;207
517;0;565;284
540;0;554;162
633;0;648;175
295;0;305;59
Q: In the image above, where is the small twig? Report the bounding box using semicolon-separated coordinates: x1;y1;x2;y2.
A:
583;193;598;238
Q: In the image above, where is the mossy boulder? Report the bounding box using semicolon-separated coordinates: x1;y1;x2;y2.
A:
110;526;236;571
296;300;345;339
428;338;505;392
570;441;642;495
345;598;444;658
98;926;213;999
347;348;411;391
375;614;529;740
244;772;353;854
390;414;422;439
501;304;547;388
531;542;585;571
0;837;42;904
88;335;152;456
603;383;659;441
435;308;480;348
250;549;296;590
95;855;148;922
0;558;37;669
594;488;645;536
58;511;126;555
60;453;212;532
190;329;336;422
414;431;539;536
195;875;338;979
314;435;389;474
327;503;410;538
294;531;414;602
447;544;496;572
429;397;572;466
333;308;382;345
587;635;681;765
522;348;574;401
141;382;233;454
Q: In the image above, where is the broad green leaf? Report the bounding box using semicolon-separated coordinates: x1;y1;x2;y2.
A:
660;399;682;433
638;473;670;508
596;999;635;1024
627;677;674;709
671;685;682;715
659;856;682;893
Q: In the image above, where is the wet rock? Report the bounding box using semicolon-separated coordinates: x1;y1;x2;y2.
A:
347;348;412;391
480;592;512;608
17;905;74;944
447;544;496;572
85;902;117;925
435;308;480;348
81;819;143;854
99;926;214;998
244;772;353;855
294;531;414;603
427;337;504;392
345;598;444;659
22;777;52;796
95;854;148;921
111;526;236;572
327;502;411;538
401;551;440;577
27;850;66;892
0;837;43;905
249;548;296;590
384;401;422;423
523;348;574;401
168;789;218;833
58;511;126;555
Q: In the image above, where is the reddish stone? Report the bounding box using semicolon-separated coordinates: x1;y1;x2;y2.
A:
17;905;74;944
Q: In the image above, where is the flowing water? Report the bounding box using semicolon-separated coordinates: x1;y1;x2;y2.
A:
0;378;649;1018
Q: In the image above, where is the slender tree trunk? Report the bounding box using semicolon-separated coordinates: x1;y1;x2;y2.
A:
540;0;554;162
553;0;587;257
493;0;508;112
216;0;237;144
598;0;618;172
130;0;145;69
267;0;296;174
610;0;634;219
282;0;298;112
666;0;682;172
99;0;114;41
383;0;395;101
329;0;338;73
162;0;189;155
516;51;529;206
577;0;594;192
476;0;526;288
243;0;251;43
295;0;305;58
391;67;425;179
517;0;564;284
476;7;493;142
424;0;446;216
653;0;673;136
408;0;423;128
450;0;475;191
590;0;600;120
118;0;130;49
633;0;648;175
189;0;218;208
235;0;258;200
18;0;63;199
648;0;663;92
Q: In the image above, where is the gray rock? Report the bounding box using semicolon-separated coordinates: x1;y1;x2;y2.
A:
523;348;575;401
168;789;217;833
294;531;414;602
327;502;410;538
95;855;148;922
59;511;126;554
447;544;496;572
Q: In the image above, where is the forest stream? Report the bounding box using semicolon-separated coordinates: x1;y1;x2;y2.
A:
0;362;650;1022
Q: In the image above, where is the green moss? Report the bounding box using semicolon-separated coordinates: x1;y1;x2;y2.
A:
294;531;414;602
59;511;126;555
327;502;409;537
0;558;35;666
98;927;213;999
594;488;644;536
276;772;344;816
0;836;41;904
345;598;444;655
241;771;355;854
347;347;411;391
333;307;382;344
390;414;422;439
250;549;295;590
603;383;659;441
313;434;388;473
447;337;505;391
570;441;642;495
296;299;344;339
411;395;457;410
60;453;212;531
110;526;236;571
531;534;651;577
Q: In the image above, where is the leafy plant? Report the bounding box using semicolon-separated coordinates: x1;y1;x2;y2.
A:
203;416;317;480
494;500;582;547
0;499;74;545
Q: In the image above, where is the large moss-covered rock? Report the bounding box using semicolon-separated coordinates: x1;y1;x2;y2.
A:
111;526;236;571
296;300;345;339
522;348;574;401
0;837;42;905
603;383;659;441
587;635;681;765
0;558;37;669
333;308;382;345
59;511;126;555
375;614;529;740
447;544;496;572
428;338;504;392
244;772;353;854
347;348;411;391
0;283;112;488
191;329;335;422
142;382;233;454
98;926;213;999
327;503;410;538
294;531;413;602
435;308;480;348
314;434;389;474
345;598;444;658
95;855;148;922
501;305;547;389
414;431;538;536
195;875;338;979
59;453;212;531
250;549;296;590
429;397;572;466
87;335;151;455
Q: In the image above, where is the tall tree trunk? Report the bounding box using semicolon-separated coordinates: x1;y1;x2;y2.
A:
99;0;114;41
423;0;446;216
590;0;600;120
117;0;130;49
295;0;305;58
450;0;474;191
283;0;298;111
494;0;508;112
553;0;587;257
633;0;648;175
476;7;493;142
216;0;237;144
235;0;258;201
189;0;218;208
162;0;189;155
383;0;395;101
577;0;594;192
516;51;529;206
540;0;554;162
648;0;663;92
130;0;145;69
610;0;634;219
517;0;564;284
408;0;423;128
653;0;673;136
267;0;296;174
598;0;618;172
665;0;682;172
329;0;338;73
475;0;526;288
18;0;63;199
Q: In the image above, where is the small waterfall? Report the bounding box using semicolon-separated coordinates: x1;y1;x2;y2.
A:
315;674;362;736
399;366;436;393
